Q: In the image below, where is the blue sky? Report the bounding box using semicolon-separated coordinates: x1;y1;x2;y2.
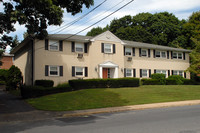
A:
1;0;200;52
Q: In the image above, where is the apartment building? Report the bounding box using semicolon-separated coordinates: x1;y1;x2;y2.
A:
11;31;191;86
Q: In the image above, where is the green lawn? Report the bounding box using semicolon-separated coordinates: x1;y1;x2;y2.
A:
27;85;200;111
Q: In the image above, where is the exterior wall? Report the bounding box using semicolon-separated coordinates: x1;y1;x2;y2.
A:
14;42;33;85
0;56;13;69
124;48;190;78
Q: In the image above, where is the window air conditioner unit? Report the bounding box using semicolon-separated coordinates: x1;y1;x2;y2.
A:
77;54;83;58
127;57;132;61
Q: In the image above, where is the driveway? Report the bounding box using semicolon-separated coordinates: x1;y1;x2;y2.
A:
0;89;63;124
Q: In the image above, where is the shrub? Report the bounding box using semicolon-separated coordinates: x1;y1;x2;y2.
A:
69;78;140;90
166;79;177;85
35;80;54;87
0;69;8;81
182;79;196;85
167;75;184;85
0;81;6;85
151;73;166;85
141;79;161;85
21;83;72;99
6;65;23;90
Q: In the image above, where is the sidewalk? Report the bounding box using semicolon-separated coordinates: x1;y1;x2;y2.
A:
62;100;200;117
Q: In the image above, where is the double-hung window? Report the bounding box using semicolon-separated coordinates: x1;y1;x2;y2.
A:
104;43;112;53
49;66;59;76
173;70;183;77
49;41;59;51
75;43;84;53
142;69;148;77
125;47;132;56
156;70;167;77
141;49;147;57
75;67;84;76
155;50;166;58
126;69;132;77
173;52;183;59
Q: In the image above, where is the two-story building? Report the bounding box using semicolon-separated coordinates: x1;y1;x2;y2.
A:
11;31;191;86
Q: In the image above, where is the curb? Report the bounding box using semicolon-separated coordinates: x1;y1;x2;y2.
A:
63;100;200;117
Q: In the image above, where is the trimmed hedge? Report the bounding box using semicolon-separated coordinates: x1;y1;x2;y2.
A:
168;75;184;85
166;79;177;85
182;79;196;85
21;83;72;99
141;79;161;85
151;73;166;85
35;80;54;87
69;78;140;90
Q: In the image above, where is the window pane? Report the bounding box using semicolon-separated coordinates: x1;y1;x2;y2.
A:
125;48;132;55
75;44;84;52
49;66;58;75
156;51;160;57
142;70;148;77
50;71;58;75
104;44;112;53
161;52;166;58
49;41;59;50
179;71;183;76
174;71;178;75
156;70;161;73
76;67;83;76
173;52;177;58
141;49;147;56
178;53;182;59
126;69;132;77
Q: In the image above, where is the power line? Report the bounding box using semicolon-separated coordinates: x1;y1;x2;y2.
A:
49;0;107;34
34;0;134;51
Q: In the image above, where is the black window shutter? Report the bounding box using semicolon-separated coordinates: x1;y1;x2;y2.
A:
153;50;155;58
154;69;156;74
168;70;170;76
167;51;169;59
72;66;75;77
45;39;48;50
124;68;126;77
139;48;141;57
171;51;173;59
45;65;49;76
149;69;151;77
172;70;174;75
101;43;104;53
183;52;185;60
133;69;136;77
132;48;135;56
124;46;125;56
113;44;116;53
84;43;88;53
140;69;142;78
71;42;75;52
85;67;88;77
59;40;63;51
184;72;186;78
148;49;151;57
60;66;63;76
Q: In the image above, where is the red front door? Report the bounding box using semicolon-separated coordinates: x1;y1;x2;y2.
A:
103;68;108;79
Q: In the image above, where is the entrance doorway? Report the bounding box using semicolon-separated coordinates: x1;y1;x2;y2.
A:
103;68;111;79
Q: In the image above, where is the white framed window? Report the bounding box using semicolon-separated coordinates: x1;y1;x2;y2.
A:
142;69;148;77
49;40;59;51
156;70;167;77
126;69;133;77
75;67;84;76
49;66;59;76
155;50;166;58
173;52;183;59
104;43;112;53
125;47;132;56
75;43;84;53
173;70;183;77
141;49;147;57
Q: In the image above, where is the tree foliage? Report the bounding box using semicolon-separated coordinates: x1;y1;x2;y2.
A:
86;11;200;50
0;0;94;49
187;38;200;74
86;25;109;36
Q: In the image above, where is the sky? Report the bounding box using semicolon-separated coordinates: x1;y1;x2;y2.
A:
1;0;200;52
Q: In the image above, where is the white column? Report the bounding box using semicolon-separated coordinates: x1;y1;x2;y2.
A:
114;67;118;78
99;67;103;78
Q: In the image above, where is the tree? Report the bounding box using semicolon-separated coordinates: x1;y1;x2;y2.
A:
86;26;109;36
0;0;94;49
187;38;200;74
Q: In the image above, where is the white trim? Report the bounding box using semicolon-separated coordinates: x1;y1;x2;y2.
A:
155;50;167;58
126;69;133;77
99;61;119;79
49;40;59;51
75;67;84;77
104;43;112;53
125;47;132;56
49;66;59;76
173;52;183;59
75;43;84;53
141;49;148;57
173;70;184;77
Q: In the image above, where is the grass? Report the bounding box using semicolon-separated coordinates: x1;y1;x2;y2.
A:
27;85;200;111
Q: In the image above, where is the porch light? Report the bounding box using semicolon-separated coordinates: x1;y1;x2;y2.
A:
95;67;98;72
